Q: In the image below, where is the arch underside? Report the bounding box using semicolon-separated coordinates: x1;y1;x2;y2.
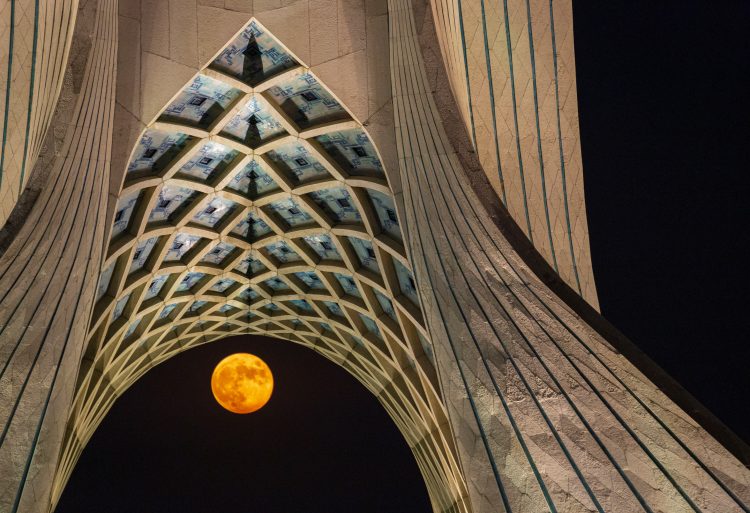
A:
55;19;469;513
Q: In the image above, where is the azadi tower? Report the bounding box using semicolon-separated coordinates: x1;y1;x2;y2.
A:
0;1;747;512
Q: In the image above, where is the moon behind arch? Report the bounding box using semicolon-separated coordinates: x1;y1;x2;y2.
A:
211;353;274;414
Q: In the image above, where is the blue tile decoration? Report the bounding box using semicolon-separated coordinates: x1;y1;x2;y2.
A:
266;241;302;263
235;253;266;275
228;159;279;197
359;313;381;337
192;197;237;227
113;294;130;320
162;74;241;127
294;271;325;290
177;272;205;292
239;287;259;302
266;302;280;311
177;142;237;182
211;21;297;85
201;241;236;265
267;72;347;128
307;187;361;223
374;290;397;321
334;272;361;298
210;278;236;293
219;304;234;313
149;184;199;224
124;318;141;339
304;234;341;261
112;190;141;238
221;96;285;147
316;130;383;177
417;332;434;364
128;129;191;175
290;318;302;328
164;233;202;261
323;301;344;317
144;274;169;300
231;211;272;239
348;237;379;272
129;237;159;274
263;277;290;291
189;300;208;312
366;190;401;240
320;322;332;332
265;197;314;227
158;303;178;319
266;142;328;185
290;299;313;312
96;261;115;301
394;260;418;305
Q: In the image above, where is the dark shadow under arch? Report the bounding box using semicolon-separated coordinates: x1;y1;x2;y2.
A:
56;335;431;513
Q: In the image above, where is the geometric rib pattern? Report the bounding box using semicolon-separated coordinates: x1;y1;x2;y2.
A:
53;21;468;513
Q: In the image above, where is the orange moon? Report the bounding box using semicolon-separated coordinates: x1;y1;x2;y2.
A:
211;353;274;414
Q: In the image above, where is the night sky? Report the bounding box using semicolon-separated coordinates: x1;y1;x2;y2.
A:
57;2;749;512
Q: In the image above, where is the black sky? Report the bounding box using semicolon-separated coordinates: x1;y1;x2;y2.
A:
57;2;749;511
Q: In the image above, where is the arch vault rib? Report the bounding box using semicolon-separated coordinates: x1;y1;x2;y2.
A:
0;1;747;513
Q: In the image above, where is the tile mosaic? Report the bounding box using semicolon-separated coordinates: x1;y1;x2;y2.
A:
127;129;191;175
239;287;259;301
266;241;302;263
266;142;329;185
113;294;130;320
394;260;418;305
221;96;285;147
316;129;383;177
348;237;378;272
210;278;236;293
307;187;361;223
177;272;205;292
263;277;290;291
177;142;237;182
201;242;236;264
161;74;241;127
129;237;159;274
359;313;381;337
265;197;314;227
231;211;272;239
267;72;347;128
148;184;199;224
303;234;341;261
374;289;396;321
164;233;202;261
124;318;141;339
112;190;141;238
324;300;344;317
290;299;313;312
334;272;361;298
192;197;237;227
144;274;170;300
227;159;280;198
189;300;208;312
211;21;297;85
235;254;266;275
294;271;325;290
367;190;401;240
158;303;178;319
219;304;234;313
96;261;115;301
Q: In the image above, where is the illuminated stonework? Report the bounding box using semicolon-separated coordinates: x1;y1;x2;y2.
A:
0;2;748;513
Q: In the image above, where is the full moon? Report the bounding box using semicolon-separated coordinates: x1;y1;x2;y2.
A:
211;353;274;414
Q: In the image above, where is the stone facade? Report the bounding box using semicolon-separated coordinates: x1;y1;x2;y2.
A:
0;1;747;513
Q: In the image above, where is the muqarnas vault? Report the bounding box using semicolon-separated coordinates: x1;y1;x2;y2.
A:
0;1;748;512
